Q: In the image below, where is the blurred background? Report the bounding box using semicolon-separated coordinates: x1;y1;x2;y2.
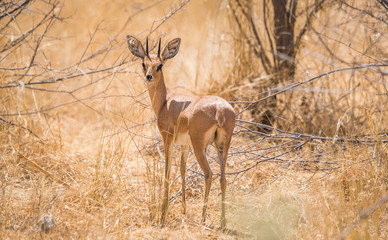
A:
1;0;387;238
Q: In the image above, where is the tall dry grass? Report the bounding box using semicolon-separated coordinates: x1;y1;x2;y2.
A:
1;0;387;239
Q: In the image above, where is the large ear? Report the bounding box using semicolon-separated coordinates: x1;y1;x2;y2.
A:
161;38;181;61
127;35;146;58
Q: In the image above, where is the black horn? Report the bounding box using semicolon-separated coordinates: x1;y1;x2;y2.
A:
157;38;161;58
146;36;149;57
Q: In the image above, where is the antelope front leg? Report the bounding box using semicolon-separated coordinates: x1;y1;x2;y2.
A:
180;145;189;215
161;140;173;225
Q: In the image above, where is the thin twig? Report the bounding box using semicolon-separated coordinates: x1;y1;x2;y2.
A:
0;116;45;144
335;192;388;240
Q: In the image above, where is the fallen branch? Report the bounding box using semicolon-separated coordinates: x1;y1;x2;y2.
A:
16;151;70;188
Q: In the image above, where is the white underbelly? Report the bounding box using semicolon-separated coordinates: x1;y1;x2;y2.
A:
174;131;191;145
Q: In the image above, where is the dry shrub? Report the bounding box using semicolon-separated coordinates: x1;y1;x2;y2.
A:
219;0;388;136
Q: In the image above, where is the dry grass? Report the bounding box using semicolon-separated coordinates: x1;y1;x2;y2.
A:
1;0;388;239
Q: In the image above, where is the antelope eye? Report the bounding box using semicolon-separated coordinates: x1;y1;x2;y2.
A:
142;62;146;71
156;64;163;72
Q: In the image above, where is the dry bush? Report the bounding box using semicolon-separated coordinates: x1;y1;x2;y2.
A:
220;0;388;136
1;0;388;239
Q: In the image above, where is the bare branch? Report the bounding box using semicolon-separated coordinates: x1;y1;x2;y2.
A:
236;119;388;143
0;116;44;144
149;0;191;35
0;61;128;89
376;0;388;10
340;0;388;25
234;64;388;115
335;192;388;240
294;0;326;51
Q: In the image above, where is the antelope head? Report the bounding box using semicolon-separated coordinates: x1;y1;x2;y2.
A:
127;35;181;84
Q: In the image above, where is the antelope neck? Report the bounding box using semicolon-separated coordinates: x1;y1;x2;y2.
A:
147;71;167;117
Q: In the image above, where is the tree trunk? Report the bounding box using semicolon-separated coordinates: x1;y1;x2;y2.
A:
258;0;297;128
272;0;297;83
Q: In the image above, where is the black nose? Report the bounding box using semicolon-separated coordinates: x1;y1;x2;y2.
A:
146;74;152;80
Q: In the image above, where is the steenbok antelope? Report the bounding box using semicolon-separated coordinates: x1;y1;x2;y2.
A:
127;35;235;229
